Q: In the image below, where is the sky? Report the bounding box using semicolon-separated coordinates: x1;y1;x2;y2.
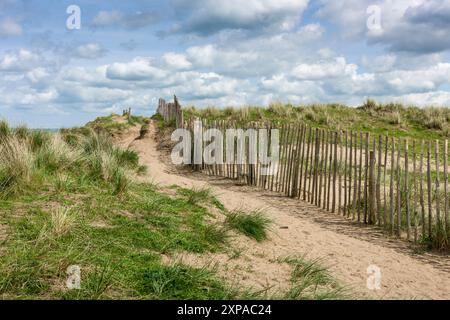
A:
1;0;450;128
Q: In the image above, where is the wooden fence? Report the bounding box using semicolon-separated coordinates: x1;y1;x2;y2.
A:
157;95;183;128
182;118;450;245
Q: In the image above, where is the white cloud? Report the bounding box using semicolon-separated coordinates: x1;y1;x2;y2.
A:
106;57;167;81
0;49;40;72
75;43;106;59
361;54;397;73
26;68;50;83
186;44;259;70
162;53;192;70
292;57;358;80
390;91;450;106
0;17;22;37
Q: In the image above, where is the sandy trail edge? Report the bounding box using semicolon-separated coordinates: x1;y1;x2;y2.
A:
122;122;450;300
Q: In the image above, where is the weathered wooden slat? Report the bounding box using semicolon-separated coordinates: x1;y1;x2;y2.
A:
420;140;426;238
332;131;338;213
444;139;449;233
377;135;382;226
396;140;402;237
435;140;441;229
427;141;432;238
405;139;411;240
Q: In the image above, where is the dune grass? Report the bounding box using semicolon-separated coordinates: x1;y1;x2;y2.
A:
281;256;348;300
225;210;272;242
182;100;450;140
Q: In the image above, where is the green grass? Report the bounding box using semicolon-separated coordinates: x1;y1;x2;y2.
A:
0;178;233;299
175;186;225;210
135;263;235;299
225;210;271;242
281;256;348;300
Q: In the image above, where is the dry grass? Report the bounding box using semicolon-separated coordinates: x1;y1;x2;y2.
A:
50;207;76;237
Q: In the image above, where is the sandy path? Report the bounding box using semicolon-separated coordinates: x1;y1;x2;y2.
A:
124;122;450;300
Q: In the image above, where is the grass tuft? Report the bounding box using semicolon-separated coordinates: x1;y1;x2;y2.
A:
50;207;76;237
225;210;271;242
282;256;348;300
136;263;234;299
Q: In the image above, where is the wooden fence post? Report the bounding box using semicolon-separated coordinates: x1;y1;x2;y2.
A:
369;150;376;225
427;141;432;238
405;139;411;240
444;139;449;234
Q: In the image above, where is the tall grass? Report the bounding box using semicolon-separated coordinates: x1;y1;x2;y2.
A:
0;122;141;199
0;135;35;197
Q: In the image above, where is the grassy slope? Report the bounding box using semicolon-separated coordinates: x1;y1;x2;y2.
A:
183;100;450;140
0;118;348;300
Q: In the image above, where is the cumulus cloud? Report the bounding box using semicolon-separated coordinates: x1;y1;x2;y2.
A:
292;57;358;80
162;0;309;36
0;49;40;72
186;44;259;70
106;57;167;81
162;53;192;70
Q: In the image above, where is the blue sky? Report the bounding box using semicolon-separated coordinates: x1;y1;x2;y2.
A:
1;0;450;128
